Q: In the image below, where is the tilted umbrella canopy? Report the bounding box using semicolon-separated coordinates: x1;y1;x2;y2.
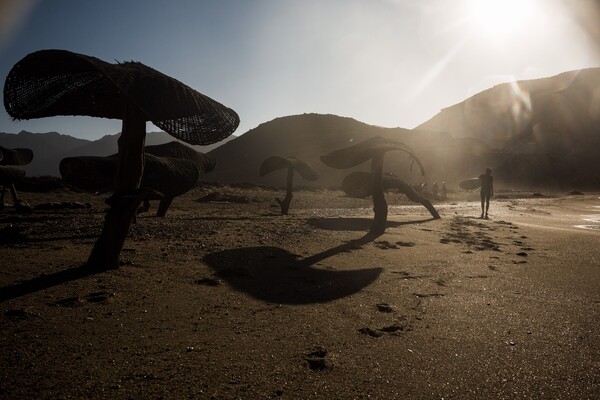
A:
341;171;399;198
60;153;199;198
259;156;319;181
320;136;425;174
0;165;26;185
3;49;240;145
0;146;33;166
144;141;216;173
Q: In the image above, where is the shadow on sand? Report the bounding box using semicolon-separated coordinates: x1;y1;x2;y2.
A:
307;217;436;232
203;232;383;304
0;266;102;303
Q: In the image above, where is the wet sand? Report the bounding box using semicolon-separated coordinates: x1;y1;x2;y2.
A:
1;187;598;399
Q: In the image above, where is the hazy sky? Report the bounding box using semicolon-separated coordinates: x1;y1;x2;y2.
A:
1;0;599;140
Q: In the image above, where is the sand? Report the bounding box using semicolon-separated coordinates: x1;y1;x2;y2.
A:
1;186;599;399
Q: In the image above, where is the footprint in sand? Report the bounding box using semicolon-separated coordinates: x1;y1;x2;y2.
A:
195;277;222;286
304;347;329;371
50;291;115;307
358;324;410;338
376;303;394;313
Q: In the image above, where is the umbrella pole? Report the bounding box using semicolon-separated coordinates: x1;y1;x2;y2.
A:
370;154;387;234
395;179;441;219
86;105;146;269
277;167;294;215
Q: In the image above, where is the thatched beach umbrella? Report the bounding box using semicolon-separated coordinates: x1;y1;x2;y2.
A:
321;136;425;234
259;156;319;215
4;49;239;269
60;142;215;217
0;146;33;212
342;171;440;219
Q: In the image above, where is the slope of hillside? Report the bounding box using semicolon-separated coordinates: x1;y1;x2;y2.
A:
417;68;600;188
204;114;493;189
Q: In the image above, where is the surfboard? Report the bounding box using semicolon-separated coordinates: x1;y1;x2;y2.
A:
459;177;481;190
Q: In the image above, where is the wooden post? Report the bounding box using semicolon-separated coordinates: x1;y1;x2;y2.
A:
86;104;146;269
370;153;387;234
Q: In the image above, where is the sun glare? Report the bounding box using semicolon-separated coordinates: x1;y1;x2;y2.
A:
466;0;534;38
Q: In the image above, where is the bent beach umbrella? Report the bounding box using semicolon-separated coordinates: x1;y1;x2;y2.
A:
0;146;33;166
60;142;215;216
4;49;239;269
260;156;318;215
342;171;440;219
321;136;425;234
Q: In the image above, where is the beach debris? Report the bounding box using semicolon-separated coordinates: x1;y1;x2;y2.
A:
4;49;239;269
569;190;584;195
321;136;427;234
259;156;318;215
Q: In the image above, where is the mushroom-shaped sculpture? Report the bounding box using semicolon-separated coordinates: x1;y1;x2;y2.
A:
321;136;426;234
259;156;319;215
342;171;440;219
4;50;239;269
0;146;33;212
60;142;215;217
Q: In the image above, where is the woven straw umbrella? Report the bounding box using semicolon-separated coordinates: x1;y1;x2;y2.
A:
4;49;239;269
259;156;318;215
341;171;440;219
60;142;215;217
321;136;425;235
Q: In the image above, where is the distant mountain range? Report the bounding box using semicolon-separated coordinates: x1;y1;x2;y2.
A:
2;68;599;190
0;131;235;177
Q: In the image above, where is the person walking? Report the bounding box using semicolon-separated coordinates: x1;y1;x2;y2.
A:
479;168;493;219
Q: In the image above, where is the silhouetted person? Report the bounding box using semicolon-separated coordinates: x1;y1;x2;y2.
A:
432;181;439;200
479;168;493;218
441;181;447;200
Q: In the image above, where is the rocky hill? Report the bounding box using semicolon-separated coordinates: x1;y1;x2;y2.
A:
0;131;235;177
205;69;600;190
417;68;600;188
3;68;599;190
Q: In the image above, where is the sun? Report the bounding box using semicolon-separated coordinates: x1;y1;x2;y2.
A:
465;0;535;39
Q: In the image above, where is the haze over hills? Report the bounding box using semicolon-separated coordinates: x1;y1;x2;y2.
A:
2;68;599;190
417;67;600;188
204;68;600;190
0;131;235;177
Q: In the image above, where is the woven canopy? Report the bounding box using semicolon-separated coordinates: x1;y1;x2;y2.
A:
4;49;240;145
320;136;425;175
341;171;399;198
259;156;319;181
144;141;215;173
0;165;26;185
60;154;199;197
0;146;33;166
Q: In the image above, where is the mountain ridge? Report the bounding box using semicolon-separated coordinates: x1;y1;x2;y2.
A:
2;67;599;189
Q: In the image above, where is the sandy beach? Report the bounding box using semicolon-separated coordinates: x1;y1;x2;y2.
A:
1;186;599;399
